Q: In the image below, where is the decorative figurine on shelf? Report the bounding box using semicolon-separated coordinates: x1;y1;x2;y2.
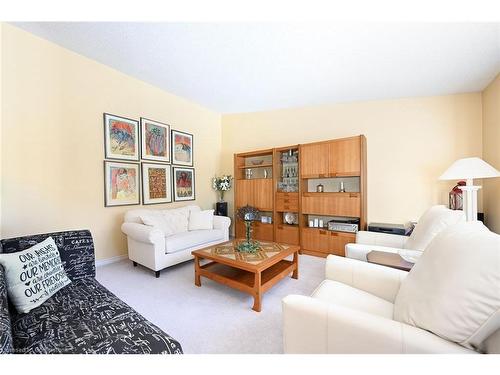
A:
449;180;466;210
236;205;261;253
212;175;233;216
339;181;345;193
316;183;324;193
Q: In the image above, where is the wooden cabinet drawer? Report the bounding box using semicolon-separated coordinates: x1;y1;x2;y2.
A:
300;142;329;178
301;228;330;253
252;222;274;241
328;231;355;257
329;137;361;176
276;224;300;245
235;220;274;242
301;192;360;217
276;193;299;211
300;228;355;256
252;179;274;211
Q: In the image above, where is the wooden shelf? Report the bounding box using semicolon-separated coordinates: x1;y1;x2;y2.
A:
303;192;360;197
201;259;294;290
302;227;357;236
301;173;361;179
236;177;273;181
238;163;273;169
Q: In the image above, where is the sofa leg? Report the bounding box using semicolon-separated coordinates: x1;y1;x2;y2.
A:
155;271;160;278
133;261;137;267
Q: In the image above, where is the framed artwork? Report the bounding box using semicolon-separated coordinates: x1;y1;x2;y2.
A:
104;161;141;207
173;167;195;201
140;117;170;163
141;163;172;205
171;129;193;166
103;113;139;161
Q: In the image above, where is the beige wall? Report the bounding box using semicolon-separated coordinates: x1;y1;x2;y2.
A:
482;73;500;233
1;23;496;260
1;24;222;260
221;94;484;224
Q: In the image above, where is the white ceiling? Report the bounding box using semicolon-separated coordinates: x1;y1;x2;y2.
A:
14;22;500;113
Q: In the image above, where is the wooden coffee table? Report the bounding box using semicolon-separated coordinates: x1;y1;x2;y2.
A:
367;250;414;271
192;240;299;312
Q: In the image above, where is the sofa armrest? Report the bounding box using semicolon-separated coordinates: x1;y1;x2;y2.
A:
121;223;165;246
282;295;471;354
0;265;14;353
213;215;231;230
356;230;408;248
213;215;230;242
325;255;407;303
282;295;329;353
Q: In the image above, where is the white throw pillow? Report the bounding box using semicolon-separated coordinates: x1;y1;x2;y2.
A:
404;205;465;251
163;205;200;234
139;211;175;236
0;237;72;314
394;222;500;350
189;210;214;231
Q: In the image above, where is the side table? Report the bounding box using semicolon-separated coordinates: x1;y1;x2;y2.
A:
366;251;414;271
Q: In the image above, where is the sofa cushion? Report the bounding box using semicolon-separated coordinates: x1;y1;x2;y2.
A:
394;222;500;350
404;205;465;251
139;211;176;237
165;229;225;254
188;210;214;231
10;278;182;354
0;237;72;314
312;279;394;319
162;205;200;234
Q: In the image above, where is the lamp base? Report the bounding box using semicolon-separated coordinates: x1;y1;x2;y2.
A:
458;179;481;222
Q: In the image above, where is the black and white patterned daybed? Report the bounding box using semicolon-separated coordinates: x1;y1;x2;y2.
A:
0;230;182;354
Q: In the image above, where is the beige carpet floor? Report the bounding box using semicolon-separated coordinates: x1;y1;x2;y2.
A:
96;254;325;354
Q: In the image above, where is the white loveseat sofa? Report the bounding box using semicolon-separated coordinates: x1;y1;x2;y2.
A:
121;205;230;277
283;221;500;354
346;205;465;263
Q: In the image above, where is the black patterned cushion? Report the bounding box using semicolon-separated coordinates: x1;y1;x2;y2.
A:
0;230;95;281
0;265;14;354
11;278;182;354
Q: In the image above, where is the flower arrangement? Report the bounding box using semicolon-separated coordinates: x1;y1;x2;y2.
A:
212;175;233;202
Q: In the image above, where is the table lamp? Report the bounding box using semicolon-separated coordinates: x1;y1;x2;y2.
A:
439;157;500;221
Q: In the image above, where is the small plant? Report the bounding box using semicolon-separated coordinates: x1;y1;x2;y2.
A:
212;175;233;201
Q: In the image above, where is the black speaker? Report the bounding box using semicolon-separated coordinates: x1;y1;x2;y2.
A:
215;202;228;217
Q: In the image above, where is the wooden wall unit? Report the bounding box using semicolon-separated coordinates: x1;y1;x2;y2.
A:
233;135;367;258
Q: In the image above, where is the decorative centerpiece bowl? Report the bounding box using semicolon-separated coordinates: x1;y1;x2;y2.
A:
251;159;264;165
236;205;261;253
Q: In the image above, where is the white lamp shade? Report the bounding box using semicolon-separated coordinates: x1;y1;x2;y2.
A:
439;157;500;180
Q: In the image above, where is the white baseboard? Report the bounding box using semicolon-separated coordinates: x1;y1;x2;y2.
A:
95;254;128;267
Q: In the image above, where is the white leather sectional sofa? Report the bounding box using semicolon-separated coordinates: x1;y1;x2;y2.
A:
346;205;465;263
283;221;500;354
121;205;230;277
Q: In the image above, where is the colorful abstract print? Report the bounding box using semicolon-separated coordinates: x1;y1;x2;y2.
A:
145;123;167;157
110;167;137;200
174;134;192;163
175;170;192;197
148;168;167;199
110;120;136;156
